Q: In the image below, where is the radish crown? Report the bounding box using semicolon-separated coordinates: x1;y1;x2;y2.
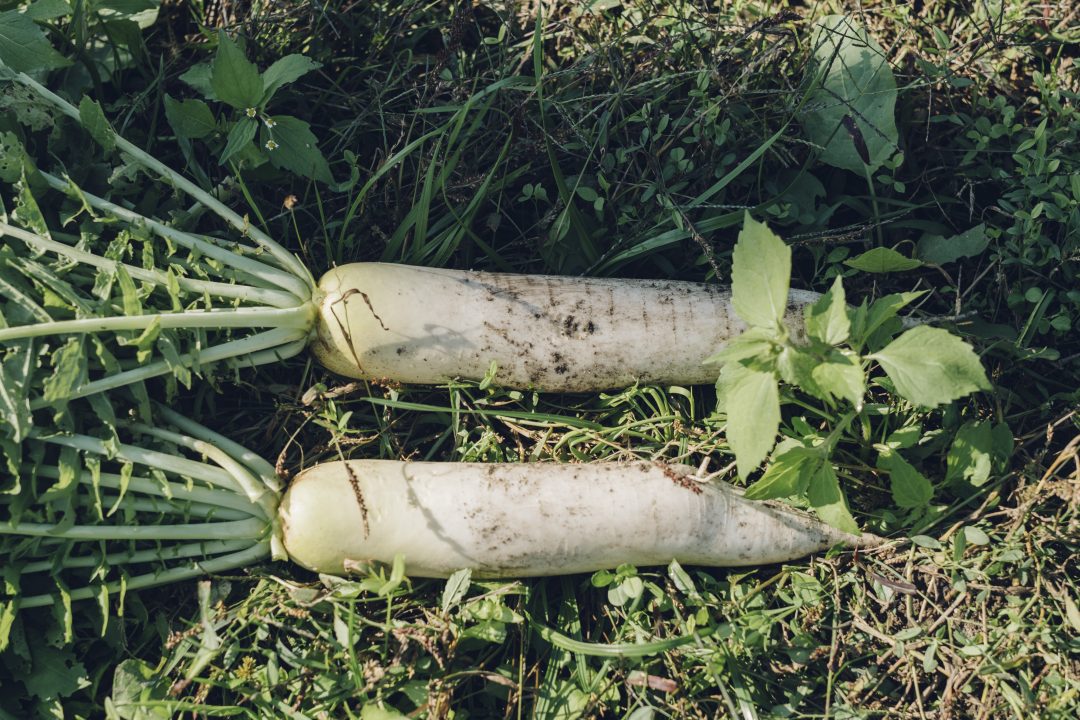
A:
0;402;278;649
0;64;316;477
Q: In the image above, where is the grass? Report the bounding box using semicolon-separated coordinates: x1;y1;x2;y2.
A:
1;0;1078;717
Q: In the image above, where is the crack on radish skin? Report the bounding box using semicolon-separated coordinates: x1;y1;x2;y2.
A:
322;290;368;377
344;462;370;538
339;289;389;332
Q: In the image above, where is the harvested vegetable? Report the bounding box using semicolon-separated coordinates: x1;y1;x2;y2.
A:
0;406;878;626
281;458;880;577
0;68;817;405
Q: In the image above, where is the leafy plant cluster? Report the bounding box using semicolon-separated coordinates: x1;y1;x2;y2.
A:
166;31;333;184
715;215;999;533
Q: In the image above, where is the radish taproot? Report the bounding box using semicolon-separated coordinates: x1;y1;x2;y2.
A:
312;264;819;391
1;407;879;616
0;69;818;401
279;459;880;578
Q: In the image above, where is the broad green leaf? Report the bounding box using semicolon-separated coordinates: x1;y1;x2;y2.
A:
807;463;859;534
720;362;780;479
777;344;824;398
990;422;1014;465
0;9;70;73
844;247;923;273
731;213;790;331
220;117;257;165
179;63;216;100
963;526;990;545
811;348;865;406
706;326;775;366
210;31;263;110
264;115;333;183
745;445;817;500
885;424;922;449
25;0;73;20
870;326;990;408
805;275;850;345
23;643;88;701
945;420;994;487
108;658;171;719
917;224;989;265
878;450;933;508
77;97;116;151
163;95;216;139
261;54;321;103
803;15;898;173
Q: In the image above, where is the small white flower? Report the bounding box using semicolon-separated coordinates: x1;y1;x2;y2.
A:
265;139;278;151
263;117;277;128
245;107;257;118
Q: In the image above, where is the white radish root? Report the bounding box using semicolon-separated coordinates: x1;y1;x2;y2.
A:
311;263;819;392
278;460;881;578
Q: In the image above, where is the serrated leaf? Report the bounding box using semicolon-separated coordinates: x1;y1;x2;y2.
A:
803;15;898;173
720;362;780;479
23;643;88;700
210;31;263;110
810;348;865;406
261;54;321;103
745;445;817;500
78;97;116;151
807;463;859;534
163;95;216;139
805;275;850;344
945;420;994;487
0;566;18;652
870;326;990;408
0;130;31;183
706;326;775;366
0;9;71;73
917;224;989;265
0;340;32;442
776;344;824;398
731;213;790;331
878;450;933;508
220;117;257;165
14;169;49;237
264;115;333;183
844;247;923;273
441;569;471;613
42;337;86;403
